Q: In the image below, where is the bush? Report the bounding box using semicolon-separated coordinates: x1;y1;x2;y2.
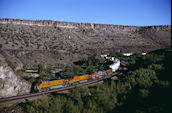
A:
0;43;2;48
72;66;83;74
142;53;160;64
148;64;164;70
127;68;157;88
68;86;90;101
139;89;149;98
87;56;100;66
39;72;51;80
38;63;46;74
23;96;64;113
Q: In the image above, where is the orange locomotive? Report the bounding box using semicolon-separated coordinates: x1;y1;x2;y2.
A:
36;74;94;92
36;79;69;91
36;69;112;92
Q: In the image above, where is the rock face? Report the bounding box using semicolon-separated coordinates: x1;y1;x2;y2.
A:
0;19;171;68
0;53;31;98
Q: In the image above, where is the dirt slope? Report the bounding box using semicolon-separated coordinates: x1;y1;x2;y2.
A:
0;19;171;68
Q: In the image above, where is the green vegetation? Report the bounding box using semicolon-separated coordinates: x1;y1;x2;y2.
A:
0;43;2;48
58;55;103;78
19;49;171;113
37;63;53;80
17;62;56;82
38;63;46;74
16;69;37;83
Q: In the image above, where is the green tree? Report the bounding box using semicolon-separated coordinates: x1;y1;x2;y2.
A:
39;72;51;80
68;86;90;101
156;80;170;87
0;43;2;48
127;68;157;88
87;56;100;66
86;65;95;74
50;96;66;113
92;83;118;112
83;98;98;113
61;66;74;78
64;99;80;113
38;63;46;74
148;64;164;70
139;89;149;98
142;53;159;64
72;66;83;74
25;96;50;113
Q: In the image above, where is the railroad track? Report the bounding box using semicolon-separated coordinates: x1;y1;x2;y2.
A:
0;72;120;104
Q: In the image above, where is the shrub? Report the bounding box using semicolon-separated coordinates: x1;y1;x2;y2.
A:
139;89;150;98
148;64;164;70
87;56;100;66
127;68;157;88
0;44;2;48
38;63;46;74
39;72;51;80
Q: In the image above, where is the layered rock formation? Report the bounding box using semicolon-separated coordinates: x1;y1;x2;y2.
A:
0;52;31;98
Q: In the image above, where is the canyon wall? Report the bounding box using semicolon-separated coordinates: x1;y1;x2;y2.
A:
0;19;171;69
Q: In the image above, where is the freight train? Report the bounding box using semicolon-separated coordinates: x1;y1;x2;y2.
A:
36;55;120;92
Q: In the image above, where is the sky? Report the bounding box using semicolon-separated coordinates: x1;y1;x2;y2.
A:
0;0;171;26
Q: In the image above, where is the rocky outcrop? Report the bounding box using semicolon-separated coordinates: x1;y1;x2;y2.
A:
0;18;170;30
0;53;31;98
